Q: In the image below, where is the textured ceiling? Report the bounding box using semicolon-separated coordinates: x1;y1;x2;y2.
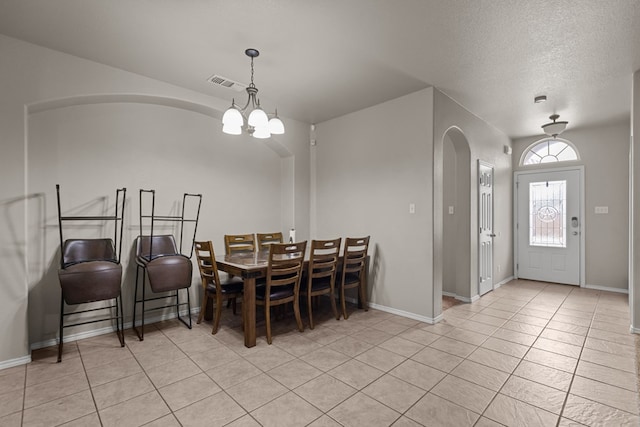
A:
1;0;639;138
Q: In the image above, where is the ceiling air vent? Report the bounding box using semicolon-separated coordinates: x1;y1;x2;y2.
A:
207;74;246;92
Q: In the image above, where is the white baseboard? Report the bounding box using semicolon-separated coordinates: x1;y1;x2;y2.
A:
583;284;629;294
443;291;479;303
629;326;640;334
494;276;514;288
30;306;200;351
367;301;441;324
0;354;32;370
453;295;480;303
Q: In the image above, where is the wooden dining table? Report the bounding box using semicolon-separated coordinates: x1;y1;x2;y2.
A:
215;249;368;348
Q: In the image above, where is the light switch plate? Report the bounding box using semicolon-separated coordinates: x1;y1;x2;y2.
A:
448;206;454;215
409;203;416;214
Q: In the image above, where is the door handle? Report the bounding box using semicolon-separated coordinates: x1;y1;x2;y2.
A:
489;233;497;237
572;231;579;236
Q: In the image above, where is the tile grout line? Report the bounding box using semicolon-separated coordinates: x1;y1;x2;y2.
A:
78;341;105;427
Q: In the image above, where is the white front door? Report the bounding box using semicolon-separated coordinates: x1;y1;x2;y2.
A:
479;161;494;295
515;168;582;285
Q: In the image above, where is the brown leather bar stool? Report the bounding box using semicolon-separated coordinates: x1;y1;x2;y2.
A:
55;185;126;363
133;235;193;340
57;238;125;362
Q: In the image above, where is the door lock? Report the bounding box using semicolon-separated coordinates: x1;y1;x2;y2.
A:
571;217;579;227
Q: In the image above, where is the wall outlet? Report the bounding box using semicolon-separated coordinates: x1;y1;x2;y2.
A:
497;264;501;273
594;206;608;214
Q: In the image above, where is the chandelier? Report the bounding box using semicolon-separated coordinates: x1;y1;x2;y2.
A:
541;114;568;138
222;48;284;138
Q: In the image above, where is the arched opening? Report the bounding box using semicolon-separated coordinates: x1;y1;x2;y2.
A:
441;128;471;311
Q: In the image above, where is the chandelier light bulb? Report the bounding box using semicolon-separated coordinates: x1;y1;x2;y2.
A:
248;107;269;128
222;106;243;127
269;111;285;135
222;124;242;135
252;126;271;139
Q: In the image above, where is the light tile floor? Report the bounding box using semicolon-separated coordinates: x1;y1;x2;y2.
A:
1;279;638;426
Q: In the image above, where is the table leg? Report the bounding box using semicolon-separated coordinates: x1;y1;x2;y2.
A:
243;277;256;347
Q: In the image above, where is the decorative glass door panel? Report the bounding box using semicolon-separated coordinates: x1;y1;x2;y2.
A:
529;180;566;248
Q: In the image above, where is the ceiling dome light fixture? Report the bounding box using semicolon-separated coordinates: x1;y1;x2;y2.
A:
541;114;568;137
222;48;285;138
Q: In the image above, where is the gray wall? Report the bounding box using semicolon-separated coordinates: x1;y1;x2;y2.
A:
313;87;512;320
0;34;310;367
512;121;630;290
313;88;435;320
433;89;513;307
442;132;471;298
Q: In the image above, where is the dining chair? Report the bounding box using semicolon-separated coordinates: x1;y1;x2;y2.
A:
337;236;370;319
256;232;284;249
256;241;307;344
301;238;341;329
223;233;256;288
224;233;256;254
194;241;244;334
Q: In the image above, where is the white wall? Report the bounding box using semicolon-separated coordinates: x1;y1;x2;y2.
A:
512;121;630;291
314;89;436;320
433;89;513;307
0;34;310;367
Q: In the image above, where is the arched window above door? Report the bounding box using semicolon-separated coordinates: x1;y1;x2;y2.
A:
520;138;579;166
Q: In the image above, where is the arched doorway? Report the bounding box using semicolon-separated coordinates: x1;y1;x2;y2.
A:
440;127;471;313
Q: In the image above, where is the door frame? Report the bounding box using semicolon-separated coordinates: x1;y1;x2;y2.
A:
513;165;586;286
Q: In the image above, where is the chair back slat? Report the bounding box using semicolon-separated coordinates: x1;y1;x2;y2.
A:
194;241;220;287
267;241;306;291
341;236;370;275
308;238;341;281
224;234;256;254
257;232;284;249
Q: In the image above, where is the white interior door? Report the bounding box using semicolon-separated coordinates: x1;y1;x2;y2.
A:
479;161;494;295
515;168;582;285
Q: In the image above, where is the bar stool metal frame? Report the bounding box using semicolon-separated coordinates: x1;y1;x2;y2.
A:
132;189;202;340
56;184;126;362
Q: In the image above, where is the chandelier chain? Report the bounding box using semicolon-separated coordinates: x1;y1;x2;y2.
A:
250;56;255;87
